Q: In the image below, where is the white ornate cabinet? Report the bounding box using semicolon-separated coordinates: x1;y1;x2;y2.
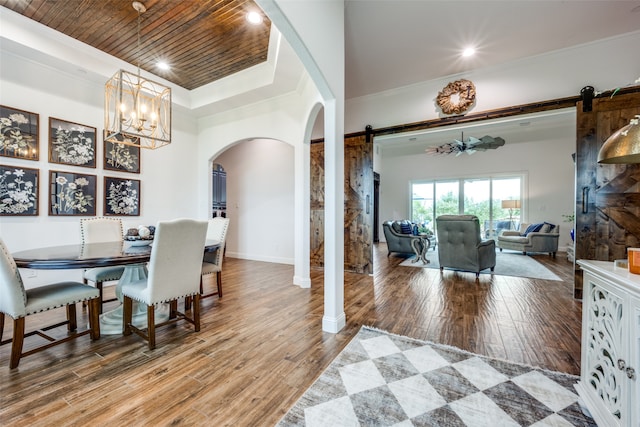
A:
576;260;639;427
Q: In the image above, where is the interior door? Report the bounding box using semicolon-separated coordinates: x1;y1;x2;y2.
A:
575;91;640;298
310;134;374;274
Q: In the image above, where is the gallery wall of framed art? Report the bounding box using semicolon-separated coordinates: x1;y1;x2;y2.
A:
1;104;143;218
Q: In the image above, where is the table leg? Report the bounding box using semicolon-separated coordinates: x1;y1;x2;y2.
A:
419;237;430;264
99;263;170;335
411;236;430;264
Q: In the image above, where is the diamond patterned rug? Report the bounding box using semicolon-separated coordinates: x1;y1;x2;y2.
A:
278;326;595;427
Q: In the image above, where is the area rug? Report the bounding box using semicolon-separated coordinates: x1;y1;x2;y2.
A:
277;326;594;427
399;250;562;281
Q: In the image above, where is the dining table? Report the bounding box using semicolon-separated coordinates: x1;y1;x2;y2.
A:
12;239;220;335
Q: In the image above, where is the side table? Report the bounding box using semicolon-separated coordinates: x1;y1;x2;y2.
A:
410;234;431;264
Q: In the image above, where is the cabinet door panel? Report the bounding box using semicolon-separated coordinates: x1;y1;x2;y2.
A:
582;272;628;426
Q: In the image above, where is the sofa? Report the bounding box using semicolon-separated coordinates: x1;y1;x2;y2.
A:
382;220;428;257
497;222;559;257
436;215;496;277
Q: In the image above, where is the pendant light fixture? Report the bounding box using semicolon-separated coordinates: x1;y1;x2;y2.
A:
597;116;640;164
104;1;171;149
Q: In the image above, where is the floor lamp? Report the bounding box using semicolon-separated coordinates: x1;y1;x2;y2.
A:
501;199;521;230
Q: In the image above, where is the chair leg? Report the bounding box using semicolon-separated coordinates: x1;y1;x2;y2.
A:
216;273;223;298
123;296;133;336
82;278;89;310
169;300;177;320
193;294;201;332
10;317;25;369
147;305;156;350
0;313;4;342
66;303;77;331
88;298;101;341
97;281;104;314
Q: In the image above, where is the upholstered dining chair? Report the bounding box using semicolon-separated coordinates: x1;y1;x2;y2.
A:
0;238;101;369
80;217;125;313
122;218;208;350
183;217;230;311
201;217;230;298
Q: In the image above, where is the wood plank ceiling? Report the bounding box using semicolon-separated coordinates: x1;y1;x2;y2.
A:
0;0;271;91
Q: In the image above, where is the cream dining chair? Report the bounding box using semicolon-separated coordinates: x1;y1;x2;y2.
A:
185;217;230;311
200;217;230;299
122;218;208;350
80;217;125;313
0;238;101;369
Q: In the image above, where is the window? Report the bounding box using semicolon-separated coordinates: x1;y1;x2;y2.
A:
411;175;522;238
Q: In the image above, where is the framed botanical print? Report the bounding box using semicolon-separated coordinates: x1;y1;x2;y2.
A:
104;176;140;216
0;105;39;160
0;165;39;216
49;170;96;216
103;133;140;173
49;118;96;168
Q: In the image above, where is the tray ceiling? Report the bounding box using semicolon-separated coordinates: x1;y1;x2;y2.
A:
0;0;271;91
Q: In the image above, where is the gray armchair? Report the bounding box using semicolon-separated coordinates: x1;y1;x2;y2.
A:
497;222;559;257
435;215;496;277
382;220;424;257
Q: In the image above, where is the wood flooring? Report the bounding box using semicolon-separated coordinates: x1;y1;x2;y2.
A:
0;245;581;426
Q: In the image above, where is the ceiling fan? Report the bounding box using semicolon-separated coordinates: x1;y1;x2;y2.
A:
425;132;505;156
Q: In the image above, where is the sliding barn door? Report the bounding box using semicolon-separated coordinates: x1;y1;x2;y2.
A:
310;134;373;274
575;91;640;298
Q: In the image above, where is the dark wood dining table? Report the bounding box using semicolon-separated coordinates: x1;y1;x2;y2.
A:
13;239;220;335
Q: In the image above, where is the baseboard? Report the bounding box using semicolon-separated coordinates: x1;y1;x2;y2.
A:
225;251;294;265
293;276;311;288
322;312;346;333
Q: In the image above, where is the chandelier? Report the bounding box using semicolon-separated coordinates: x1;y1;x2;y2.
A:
426;132;505;156
104;1;171;149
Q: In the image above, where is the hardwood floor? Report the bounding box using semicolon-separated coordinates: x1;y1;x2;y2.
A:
0;245;581;426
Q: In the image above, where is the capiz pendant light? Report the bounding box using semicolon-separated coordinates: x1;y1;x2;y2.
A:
104;1;171;149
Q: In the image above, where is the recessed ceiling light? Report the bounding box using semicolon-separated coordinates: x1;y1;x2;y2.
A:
246;11;263;24
156;61;170;71
462;47;475;57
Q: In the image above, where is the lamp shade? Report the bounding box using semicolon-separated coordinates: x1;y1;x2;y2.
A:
598;122;640;164
501;200;521;209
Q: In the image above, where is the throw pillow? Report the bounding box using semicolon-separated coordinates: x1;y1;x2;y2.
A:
400;223;412;234
544;222;556;233
521;222;544;236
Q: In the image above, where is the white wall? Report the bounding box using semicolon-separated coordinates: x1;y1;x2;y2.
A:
379;130;576;251
345;31;640;134
214;138;295;264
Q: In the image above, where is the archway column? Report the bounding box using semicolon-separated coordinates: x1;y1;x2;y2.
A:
322;98;345;333
293;136;311;288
